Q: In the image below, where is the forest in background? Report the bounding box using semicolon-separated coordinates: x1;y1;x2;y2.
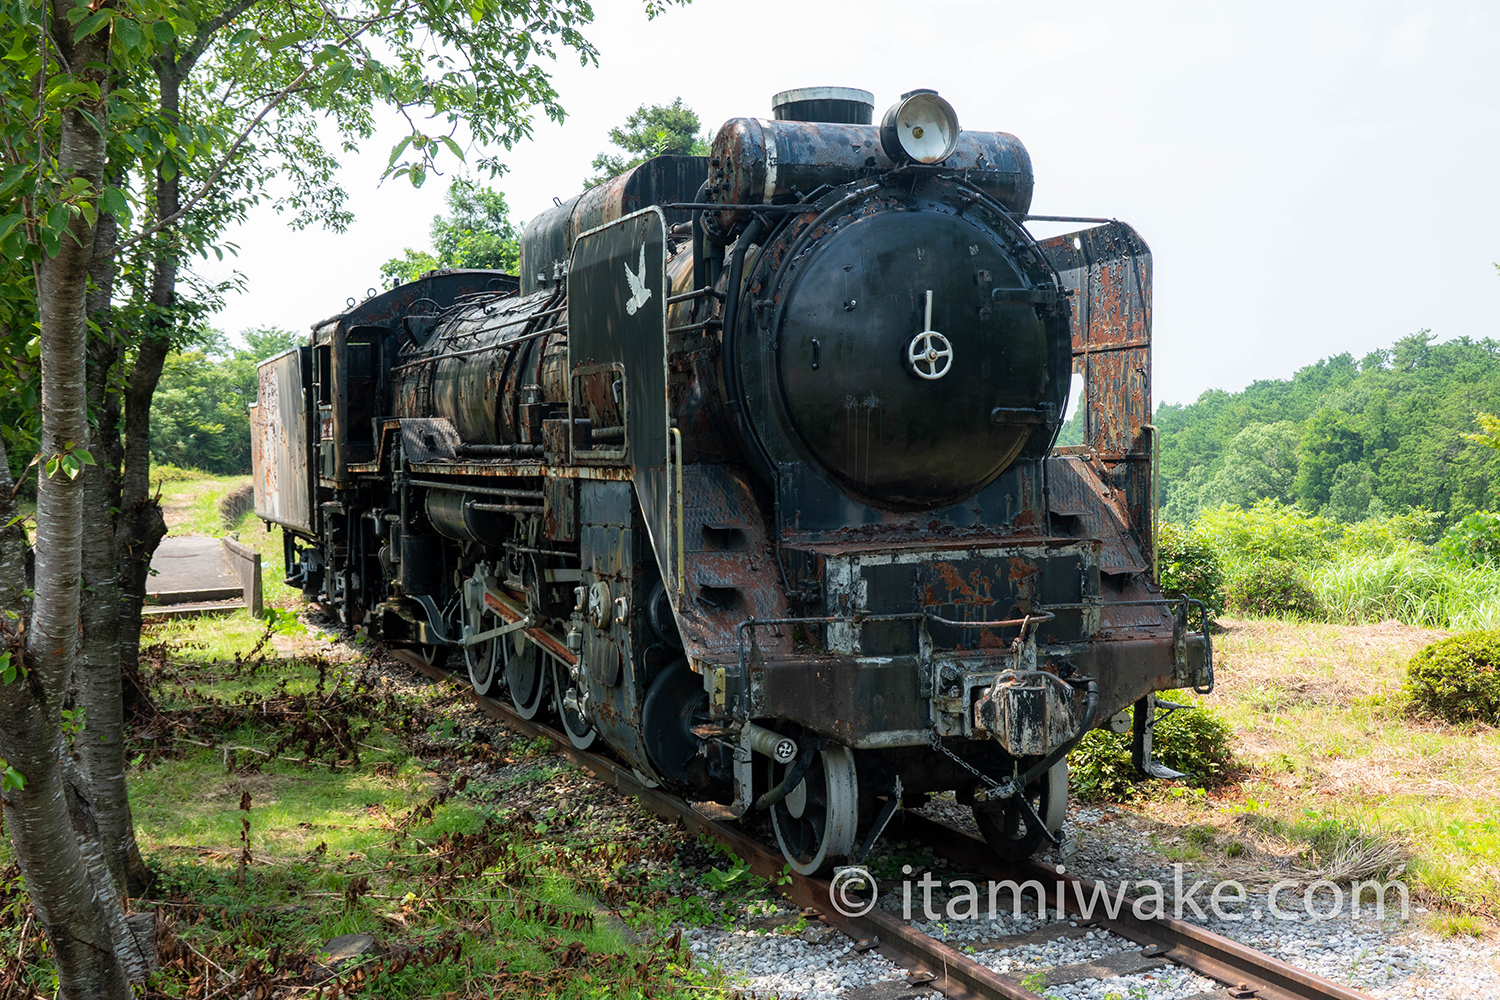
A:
1154;330;1500;528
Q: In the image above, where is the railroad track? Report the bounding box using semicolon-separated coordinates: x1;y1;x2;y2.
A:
392;650;1377;1000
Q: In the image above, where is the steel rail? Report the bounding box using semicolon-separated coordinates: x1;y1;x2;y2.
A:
391;649;1376;1000
392;649;1046;1000
897;813;1377;1000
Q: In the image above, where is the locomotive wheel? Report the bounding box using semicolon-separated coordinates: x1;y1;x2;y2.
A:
418;643;448;669
464;613;502;698
503;633;549;720
972;760;1068;862
552;660;596;750
770;742;859;877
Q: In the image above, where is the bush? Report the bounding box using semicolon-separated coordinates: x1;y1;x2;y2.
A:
1157;521;1225;617
1194;499;1342;574
1405;631;1500;726
1069;695;1237;803
1435;512;1500;570
1226;560;1320;619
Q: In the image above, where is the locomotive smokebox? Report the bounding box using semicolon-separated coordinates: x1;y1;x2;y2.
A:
772;86;874;124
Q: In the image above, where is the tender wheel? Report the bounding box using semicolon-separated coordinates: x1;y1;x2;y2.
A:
973;760;1068;862
503;633;549;720
464;613;501;697
552;660;596;750
770;742;859;877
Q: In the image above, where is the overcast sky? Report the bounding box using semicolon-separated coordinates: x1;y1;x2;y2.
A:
204;0;1500;407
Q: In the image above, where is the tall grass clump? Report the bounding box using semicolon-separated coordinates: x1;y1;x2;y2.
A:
1308;551;1500;629
1177;500;1500;628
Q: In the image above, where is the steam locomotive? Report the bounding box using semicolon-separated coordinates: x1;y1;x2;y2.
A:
251;87;1211;875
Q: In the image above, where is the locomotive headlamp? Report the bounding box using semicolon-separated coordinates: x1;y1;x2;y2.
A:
880;89;959;164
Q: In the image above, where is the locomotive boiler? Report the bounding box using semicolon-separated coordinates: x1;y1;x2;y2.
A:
251;86;1212;875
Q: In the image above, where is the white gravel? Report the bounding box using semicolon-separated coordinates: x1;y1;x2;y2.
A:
686;915;911;1000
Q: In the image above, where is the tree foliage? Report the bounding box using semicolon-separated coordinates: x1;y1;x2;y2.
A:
380;179;519;287
1158;331;1500;526
150;326;297;473
585;96;709;187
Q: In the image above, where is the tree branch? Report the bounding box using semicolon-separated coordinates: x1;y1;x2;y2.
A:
179;0;265;75
111;5;405;259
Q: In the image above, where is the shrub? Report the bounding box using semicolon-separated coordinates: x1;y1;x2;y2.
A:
1069;696;1237;803
1226;560;1319;619
1194;499;1341;575
1435;512;1500;570
1339;507;1441;556
1405;631;1500;726
1157;521;1225;617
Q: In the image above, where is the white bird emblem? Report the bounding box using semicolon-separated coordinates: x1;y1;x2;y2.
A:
623;243;652;316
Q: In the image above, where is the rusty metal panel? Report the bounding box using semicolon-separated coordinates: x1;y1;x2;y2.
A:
568;208;673;585
1038;222;1154;558
397;418;460;463
542;477;577;542
251;347;314;534
1037;222;1151;456
672;463;793;659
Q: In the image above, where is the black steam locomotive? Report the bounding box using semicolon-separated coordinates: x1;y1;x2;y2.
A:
252;87;1211;875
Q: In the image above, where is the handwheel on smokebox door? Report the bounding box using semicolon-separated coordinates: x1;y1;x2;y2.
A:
503;632;549;720
972;759;1067;862
769;741;859;877
551;659;596;750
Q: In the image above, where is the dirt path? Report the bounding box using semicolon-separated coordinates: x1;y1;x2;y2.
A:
157;475;252;533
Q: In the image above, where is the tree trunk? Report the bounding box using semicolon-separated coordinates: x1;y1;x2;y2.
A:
117;54;184;687
0;6;158;994
78;202;151;896
0;7;136;990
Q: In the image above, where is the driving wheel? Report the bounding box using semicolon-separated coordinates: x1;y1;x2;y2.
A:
464;611;502;697
503;632;549;720
552;660;596;750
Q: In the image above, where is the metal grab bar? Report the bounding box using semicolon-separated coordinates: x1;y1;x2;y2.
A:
669;427;684;595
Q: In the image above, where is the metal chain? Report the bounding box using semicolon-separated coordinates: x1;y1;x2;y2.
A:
928;730;1014;800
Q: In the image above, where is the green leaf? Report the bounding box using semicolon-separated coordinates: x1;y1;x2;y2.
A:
75;9;113;39
114;17;142;50
408;163;426;188
3;32;33;62
386;134;413;167
1;764;24;793
44;202;70;238
0;213;23;243
101;185;129;218
74;447;95;467
438;135;465;162
228;27;257;48
152;19;175;44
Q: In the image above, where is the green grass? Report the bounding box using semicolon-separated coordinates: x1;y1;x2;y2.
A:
143;608;282;661
2;650;729;998
1181;618;1500;920
157;470;252;536
1307;549;1500;630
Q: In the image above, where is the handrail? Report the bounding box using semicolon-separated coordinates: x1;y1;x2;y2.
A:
669;427;684;596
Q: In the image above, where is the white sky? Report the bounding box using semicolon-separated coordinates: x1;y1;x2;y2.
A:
205;0;1500;407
